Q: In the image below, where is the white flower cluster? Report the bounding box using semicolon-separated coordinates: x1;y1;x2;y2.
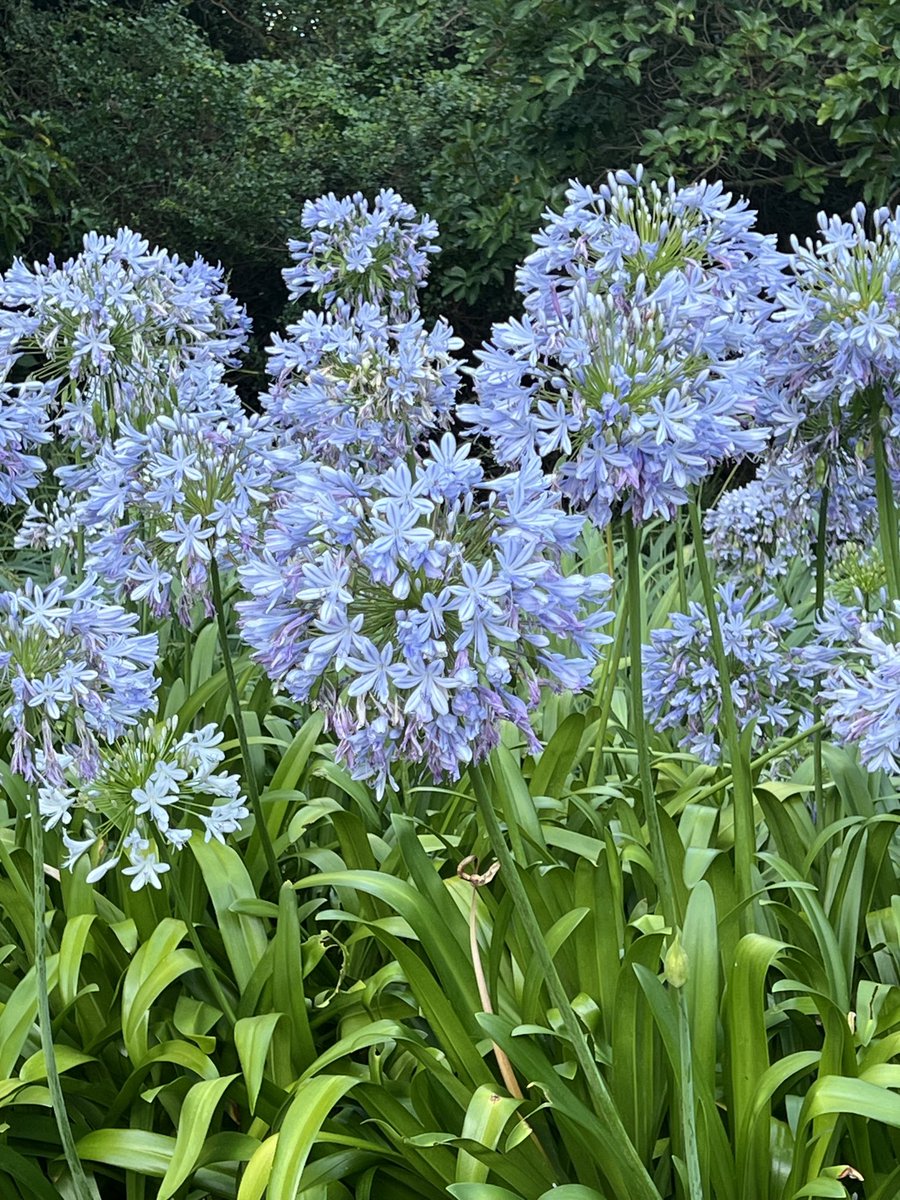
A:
38;717;248;890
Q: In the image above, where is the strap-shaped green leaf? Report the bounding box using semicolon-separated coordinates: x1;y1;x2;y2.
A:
157;1073;238;1199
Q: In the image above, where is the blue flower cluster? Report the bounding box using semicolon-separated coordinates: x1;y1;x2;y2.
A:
644;583;811;765
519;170;784;324
0;228;250;452
821;448;881;546
265;301;461;469
0;368;54;506
7;172;900;837
460;170;781;525
63;403;285;622
801;596;883;680
808;604;900;774
40;716;248;890
705;446;880;582
705;453;814;579
238;437;613;796
0;576;158;785
284;189;439;316
270;193;463;469
766;204;900;429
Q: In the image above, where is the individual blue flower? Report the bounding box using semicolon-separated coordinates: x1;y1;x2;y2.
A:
0;575;158;783
265;301;462;469
284;189;439;316
644;582;812;765
237;438;613;797
421;433;483;503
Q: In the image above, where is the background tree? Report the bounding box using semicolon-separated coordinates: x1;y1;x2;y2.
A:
2;0;899;353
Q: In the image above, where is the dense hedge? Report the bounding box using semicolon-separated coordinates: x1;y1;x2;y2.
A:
1;0;899;343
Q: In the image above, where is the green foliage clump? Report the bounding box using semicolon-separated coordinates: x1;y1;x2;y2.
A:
0;109;73;262
7;0;900;337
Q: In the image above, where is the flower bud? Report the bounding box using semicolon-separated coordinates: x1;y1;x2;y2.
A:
664;932;689;989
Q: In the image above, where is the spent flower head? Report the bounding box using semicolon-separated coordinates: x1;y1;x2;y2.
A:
830;545;888;606
238;436;613;796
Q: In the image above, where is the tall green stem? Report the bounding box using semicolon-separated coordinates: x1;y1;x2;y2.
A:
688;501;755;924
873;412;900;603
677;988;704;1200
813;481;829;819
183;616;194;694
624;512;679;927
209;557;280;894
586;592;629;791
73;389;85;579
468;762;661;1200
675;514;688;612
28;790;93;1199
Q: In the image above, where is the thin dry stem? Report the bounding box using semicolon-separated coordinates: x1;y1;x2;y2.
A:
457;856;550;1162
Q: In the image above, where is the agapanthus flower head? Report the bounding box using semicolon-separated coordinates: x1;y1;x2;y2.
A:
41;716;248;889
238;436;613;796
0;575;158;783
265;300;462;468
644;582;811;765
705;443;880;582
0;228;250;450
461;168;784;526
801;594;885;682
461;281;769;526
830;545;888;605
806;602;900;774
0;368;55;506
519;168;785;328
63;402;285;623
705;452;814;579
820;444;881;546
284;189;439;316
765;202;900;437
